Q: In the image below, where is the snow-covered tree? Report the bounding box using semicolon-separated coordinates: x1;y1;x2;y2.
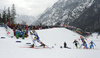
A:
11;4;16;24
0;13;2;23
2;6;7;24
7;7;11;22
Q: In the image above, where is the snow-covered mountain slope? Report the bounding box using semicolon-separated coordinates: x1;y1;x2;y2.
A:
15;14;36;25
69;0;100;32
0;27;100;58
37;0;94;25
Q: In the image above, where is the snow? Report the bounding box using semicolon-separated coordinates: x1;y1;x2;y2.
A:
0;27;100;58
0;27;7;38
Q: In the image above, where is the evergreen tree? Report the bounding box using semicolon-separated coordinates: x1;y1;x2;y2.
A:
7;7;11;22
2;6;7;24
0;13;2;23
11;4;16;24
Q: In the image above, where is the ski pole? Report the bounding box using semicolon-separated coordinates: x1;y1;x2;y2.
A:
45;44;52;49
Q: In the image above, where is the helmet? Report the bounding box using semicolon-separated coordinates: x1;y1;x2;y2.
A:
91;41;93;42
74;40;76;41
80;36;84;38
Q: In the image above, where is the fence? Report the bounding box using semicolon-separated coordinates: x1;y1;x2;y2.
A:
0;24;7;29
0;25;4;27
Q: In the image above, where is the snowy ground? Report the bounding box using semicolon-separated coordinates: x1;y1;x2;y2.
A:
0;27;100;58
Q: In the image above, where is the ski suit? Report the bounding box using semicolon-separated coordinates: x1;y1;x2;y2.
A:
80;41;88;49
80;36;87;42
73;40;79;48
89;41;96;49
30;31;45;48
64;42;67;48
33;34;43;44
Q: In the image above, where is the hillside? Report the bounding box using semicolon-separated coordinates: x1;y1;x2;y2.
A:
36;0;94;25
15;15;36;25
69;0;100;32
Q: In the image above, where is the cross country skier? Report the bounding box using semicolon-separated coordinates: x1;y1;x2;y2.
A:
30;30;45;48
80;41;88;49
63;42;71;49
79;36;87;42
73;40;79;48
89;41;96;49
64;42;67;48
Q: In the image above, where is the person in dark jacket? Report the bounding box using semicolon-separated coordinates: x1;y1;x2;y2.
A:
73;40;79;48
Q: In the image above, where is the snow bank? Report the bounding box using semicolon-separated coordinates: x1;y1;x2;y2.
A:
0;27;7;38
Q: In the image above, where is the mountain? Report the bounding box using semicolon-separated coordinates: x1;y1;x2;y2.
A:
15;15;36;25
69;0;100;32
36;0;94;25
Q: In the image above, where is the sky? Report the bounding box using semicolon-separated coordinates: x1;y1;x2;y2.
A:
0;0;58;17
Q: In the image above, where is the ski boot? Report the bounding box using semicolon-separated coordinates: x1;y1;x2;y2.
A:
30;44;34;48
40;43;45;48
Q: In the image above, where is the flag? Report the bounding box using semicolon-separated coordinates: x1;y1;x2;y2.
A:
6;19;10;25
7;31;10;35
8;19;10;22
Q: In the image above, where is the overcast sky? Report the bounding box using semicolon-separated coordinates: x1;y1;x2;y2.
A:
0;0;58;17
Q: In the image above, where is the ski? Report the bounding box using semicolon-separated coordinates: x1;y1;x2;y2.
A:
20;45;52;49
20;46;51;49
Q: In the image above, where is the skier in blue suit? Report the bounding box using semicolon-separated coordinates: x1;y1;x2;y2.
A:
80;41;88;49
89;41;96;49
30;30;45;48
